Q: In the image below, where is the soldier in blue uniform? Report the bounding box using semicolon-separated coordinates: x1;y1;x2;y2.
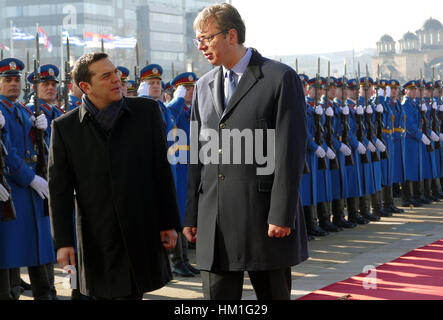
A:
0;58;55;300
125;80;137;97
166;72;200;276
302;78;328;237
64;81;83;111
434;80;443;193
117;66;130;97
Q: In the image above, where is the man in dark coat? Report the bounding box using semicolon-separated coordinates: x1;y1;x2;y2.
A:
183;4;308;300
48;53;181;300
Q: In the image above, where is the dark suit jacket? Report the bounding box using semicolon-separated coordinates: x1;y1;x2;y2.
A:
184;49;309;271
48;97;181;298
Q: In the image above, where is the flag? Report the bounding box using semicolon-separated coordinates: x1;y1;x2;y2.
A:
0;43;10;51
62;30;85;47
83;31;136;49
37;26;53;53
12;26;35;41
112;36;137;49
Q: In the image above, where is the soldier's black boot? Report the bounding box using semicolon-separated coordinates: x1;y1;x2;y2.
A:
304;205;328;237
425;179;440;202
383;186;403;214
361;194;380;222
413;180;431;204
347;197;369;225
332;199;356;229
401;180;421;207
432;178;443;199
318;202;342;232
393;183;401;198
371;190;391;217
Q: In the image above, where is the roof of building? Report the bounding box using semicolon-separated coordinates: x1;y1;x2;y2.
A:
402;31;418;41
380;34;395;42
422;17;443;31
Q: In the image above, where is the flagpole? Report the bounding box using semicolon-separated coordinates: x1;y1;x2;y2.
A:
10;20;14;57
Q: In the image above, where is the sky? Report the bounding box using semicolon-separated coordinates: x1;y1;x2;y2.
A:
231;0;443;56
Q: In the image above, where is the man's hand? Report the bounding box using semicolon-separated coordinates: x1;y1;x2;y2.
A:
57;247;76;269
268;224;291;238
183;227;197;243
160;229;178;250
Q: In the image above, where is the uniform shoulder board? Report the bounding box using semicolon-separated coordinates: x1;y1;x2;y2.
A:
20;103;33;116
55;105;65;114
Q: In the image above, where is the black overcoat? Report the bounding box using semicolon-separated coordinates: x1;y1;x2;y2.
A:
48;97;181;298
184;49;309;271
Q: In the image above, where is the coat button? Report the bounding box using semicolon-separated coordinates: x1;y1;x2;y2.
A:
219;123;226;129
218;149;223;155
218;174;225;180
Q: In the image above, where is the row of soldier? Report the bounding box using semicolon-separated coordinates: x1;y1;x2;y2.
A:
0;56;197;300
298;69;443;241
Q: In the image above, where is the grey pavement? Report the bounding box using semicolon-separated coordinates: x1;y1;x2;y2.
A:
18;198;443;300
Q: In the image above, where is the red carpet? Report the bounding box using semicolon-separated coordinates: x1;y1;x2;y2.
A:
298;239;443;300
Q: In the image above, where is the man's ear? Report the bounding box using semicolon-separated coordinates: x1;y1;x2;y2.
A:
78;81;90;95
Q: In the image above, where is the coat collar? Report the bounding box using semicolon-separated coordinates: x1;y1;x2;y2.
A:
79;97;132;123
208;48;263;120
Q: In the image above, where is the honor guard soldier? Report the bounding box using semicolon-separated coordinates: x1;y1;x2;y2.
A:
344;79;368;225
301;78;328;239
434;80;443;192
402;80;427;207
299;73;309;96
126;80;137;97
65;81;83;111
117;66;130;97
0;58;55;300
164;81;174;103
166;72;200;277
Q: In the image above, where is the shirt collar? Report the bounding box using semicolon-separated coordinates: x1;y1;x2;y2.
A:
222;47;252;78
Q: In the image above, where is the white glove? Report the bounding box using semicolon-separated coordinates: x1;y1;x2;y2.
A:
385;86;391;98
421;104;427;112
440;105;443;112
315;146;326;158
440;133;443;142
0;111;5;129
30;175;49;200
377;88;384;97
314;105;323;115
339;143;352;156
173;85;187;100
357;142;367;155
375;138;386;152
376;104;384;113
432;102;438;110
430;131;440;142
325;107;334;117
31;114;48;130
366;105;373;114
326;147;336;160
0;183;10;202
356;105;364;115
341;106;350;115
367;141;377;153
137;81;150;97
422;134;431;146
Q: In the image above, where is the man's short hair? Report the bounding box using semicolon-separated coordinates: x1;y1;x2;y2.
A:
72;52;108;87
194;3;246;45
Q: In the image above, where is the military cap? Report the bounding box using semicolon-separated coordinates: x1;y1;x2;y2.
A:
0;58;25;77
299;73;309;84
359;77;374;87
388;80;400;88
347;79;359;89
379;79;389;88
308;77;326;88
336;77;345;88
403;80;417;90
117;66;129;82
327;77;337;87
140;64;163;81
172;72;197;88
424;81;433;89
126;80;136;92
27;64;59;84
164;81;173;93
434;80;441;88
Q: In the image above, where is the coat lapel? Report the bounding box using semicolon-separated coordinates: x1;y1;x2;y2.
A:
208;66;224;119
222;49;262;120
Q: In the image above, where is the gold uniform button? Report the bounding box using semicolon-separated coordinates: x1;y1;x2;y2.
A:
218;174;225;180
219;123;226;129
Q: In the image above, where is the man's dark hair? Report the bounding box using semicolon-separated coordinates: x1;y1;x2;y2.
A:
72;52;108;87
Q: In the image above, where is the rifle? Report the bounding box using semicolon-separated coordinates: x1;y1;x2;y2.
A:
296;59;310;174
314;58;328;170
341;64;354;166
324;61;339;170
430;68;441;150
23;51;31;104
63;38;71;113
419;69;434;153
375;64;388;159
134;43;140;91
0;130;16;222
33;34;49;216
356;63;370;164
364;64;380;162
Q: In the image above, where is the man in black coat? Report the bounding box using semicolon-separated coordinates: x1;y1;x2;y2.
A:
48;53;181;299
183;4;308;300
